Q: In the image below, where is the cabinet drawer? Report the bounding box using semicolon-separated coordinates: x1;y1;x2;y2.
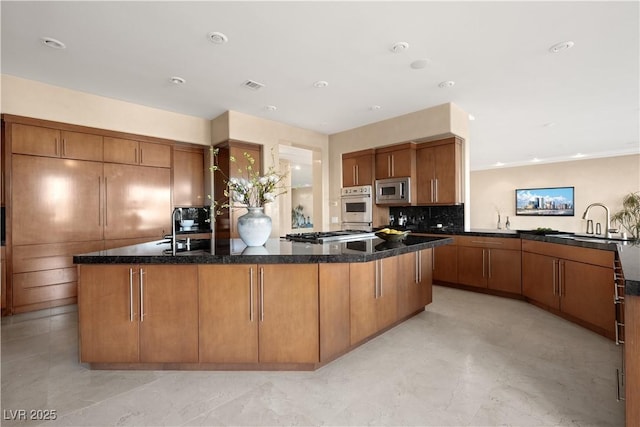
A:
457;235;521;250
522;239;614;268
13;241;104;273
13;268;77;307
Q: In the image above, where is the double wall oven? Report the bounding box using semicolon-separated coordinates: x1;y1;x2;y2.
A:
340;185;373;231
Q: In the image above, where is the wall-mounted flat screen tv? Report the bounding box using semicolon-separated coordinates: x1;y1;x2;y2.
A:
515;187;574;216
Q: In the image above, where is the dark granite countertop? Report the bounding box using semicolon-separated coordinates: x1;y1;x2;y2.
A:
73;235;453;265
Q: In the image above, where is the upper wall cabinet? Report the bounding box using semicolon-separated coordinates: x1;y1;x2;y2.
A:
375;143;416;180
173;145;206;207
104;137;171;168
342;149;374;187
12;123;103;162
416;137;464;205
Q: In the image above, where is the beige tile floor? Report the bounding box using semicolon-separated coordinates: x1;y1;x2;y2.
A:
1;286;625;426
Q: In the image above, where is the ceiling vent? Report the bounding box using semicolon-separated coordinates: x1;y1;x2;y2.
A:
242;79;265;90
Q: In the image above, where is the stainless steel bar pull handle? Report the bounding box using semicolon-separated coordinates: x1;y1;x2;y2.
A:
379;260;383;297
552;260;558;296
391;155;395;176
415;252;419;283
129;268;135;322
98;177;102;225
249;268;254;322
487;250;492;279
104;177;108;226
558;261;564;297
139;268;145;322
434;178;438;202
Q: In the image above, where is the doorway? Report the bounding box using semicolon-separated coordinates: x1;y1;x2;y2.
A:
278;144;319;234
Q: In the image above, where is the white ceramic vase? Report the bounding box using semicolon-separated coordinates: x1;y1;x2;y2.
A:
237;207;271;246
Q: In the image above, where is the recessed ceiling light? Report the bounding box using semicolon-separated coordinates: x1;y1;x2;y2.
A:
265;105;277;112
549;40;574;53
313;80;329;88
532;158;541;162
495;162;505;167
410;59;430;69
438;81;455;89
390;42;409;53
169;76;186;85
572;153;587;158
207;31;228;44
468;114;476;121
41;37;66;49
370;105;382;111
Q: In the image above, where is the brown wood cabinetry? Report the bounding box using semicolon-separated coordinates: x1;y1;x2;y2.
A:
375;143;416;180
350;257;398;345
199;263;319;365
456;236;522;294
213;141;262;238
425;235;458;284
78;264;198;364
199;264;259;363
12;155;104;245
521;240;615;338
173;146;205;207
103;163;171;240
416;137;463;205
398;249;433;318
319;263;351;363
342;149;374;187
11;123;103;161
104;137;171;168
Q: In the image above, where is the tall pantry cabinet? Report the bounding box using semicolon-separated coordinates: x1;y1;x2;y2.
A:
1;115;179;314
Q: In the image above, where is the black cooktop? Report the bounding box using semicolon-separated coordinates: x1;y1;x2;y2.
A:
285;230;375;243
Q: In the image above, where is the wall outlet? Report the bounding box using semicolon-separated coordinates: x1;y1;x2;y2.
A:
331;216;339;224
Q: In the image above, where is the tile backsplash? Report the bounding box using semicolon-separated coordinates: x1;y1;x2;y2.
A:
389;204;464;232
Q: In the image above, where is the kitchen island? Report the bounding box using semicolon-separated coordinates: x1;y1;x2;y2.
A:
73;235;452;370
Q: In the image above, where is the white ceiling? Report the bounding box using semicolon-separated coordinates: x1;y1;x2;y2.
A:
1;1;638;171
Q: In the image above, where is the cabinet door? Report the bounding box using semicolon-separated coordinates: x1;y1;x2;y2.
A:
60;131;103;161
230;145;262;179
416;146;435;204
342;156;357;187
433;244;457;283
377;256;398;330
397;252;422;318
433;143;459;204
173;148;205;207
355;155;374;186
522;252;560;310
258;264;319;364
12;155;103;244
457;246;487;288
319;263;351;363
11;123;60;157
198;265;259;363
376;150;413;179
350;261;378;345
560;260;615;335
103;163;171;240
78;265;139;363
139;141;171;168
419;249;433;306
104;137;139;165
139;265;198;363
487;249;522;294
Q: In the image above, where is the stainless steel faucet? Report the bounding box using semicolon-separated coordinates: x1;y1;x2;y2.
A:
582;203;616;238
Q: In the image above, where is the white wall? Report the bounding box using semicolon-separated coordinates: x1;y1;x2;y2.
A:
469;154;640;233
1;74;211;145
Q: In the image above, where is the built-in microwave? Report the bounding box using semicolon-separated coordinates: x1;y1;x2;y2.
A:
375;177;411;205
